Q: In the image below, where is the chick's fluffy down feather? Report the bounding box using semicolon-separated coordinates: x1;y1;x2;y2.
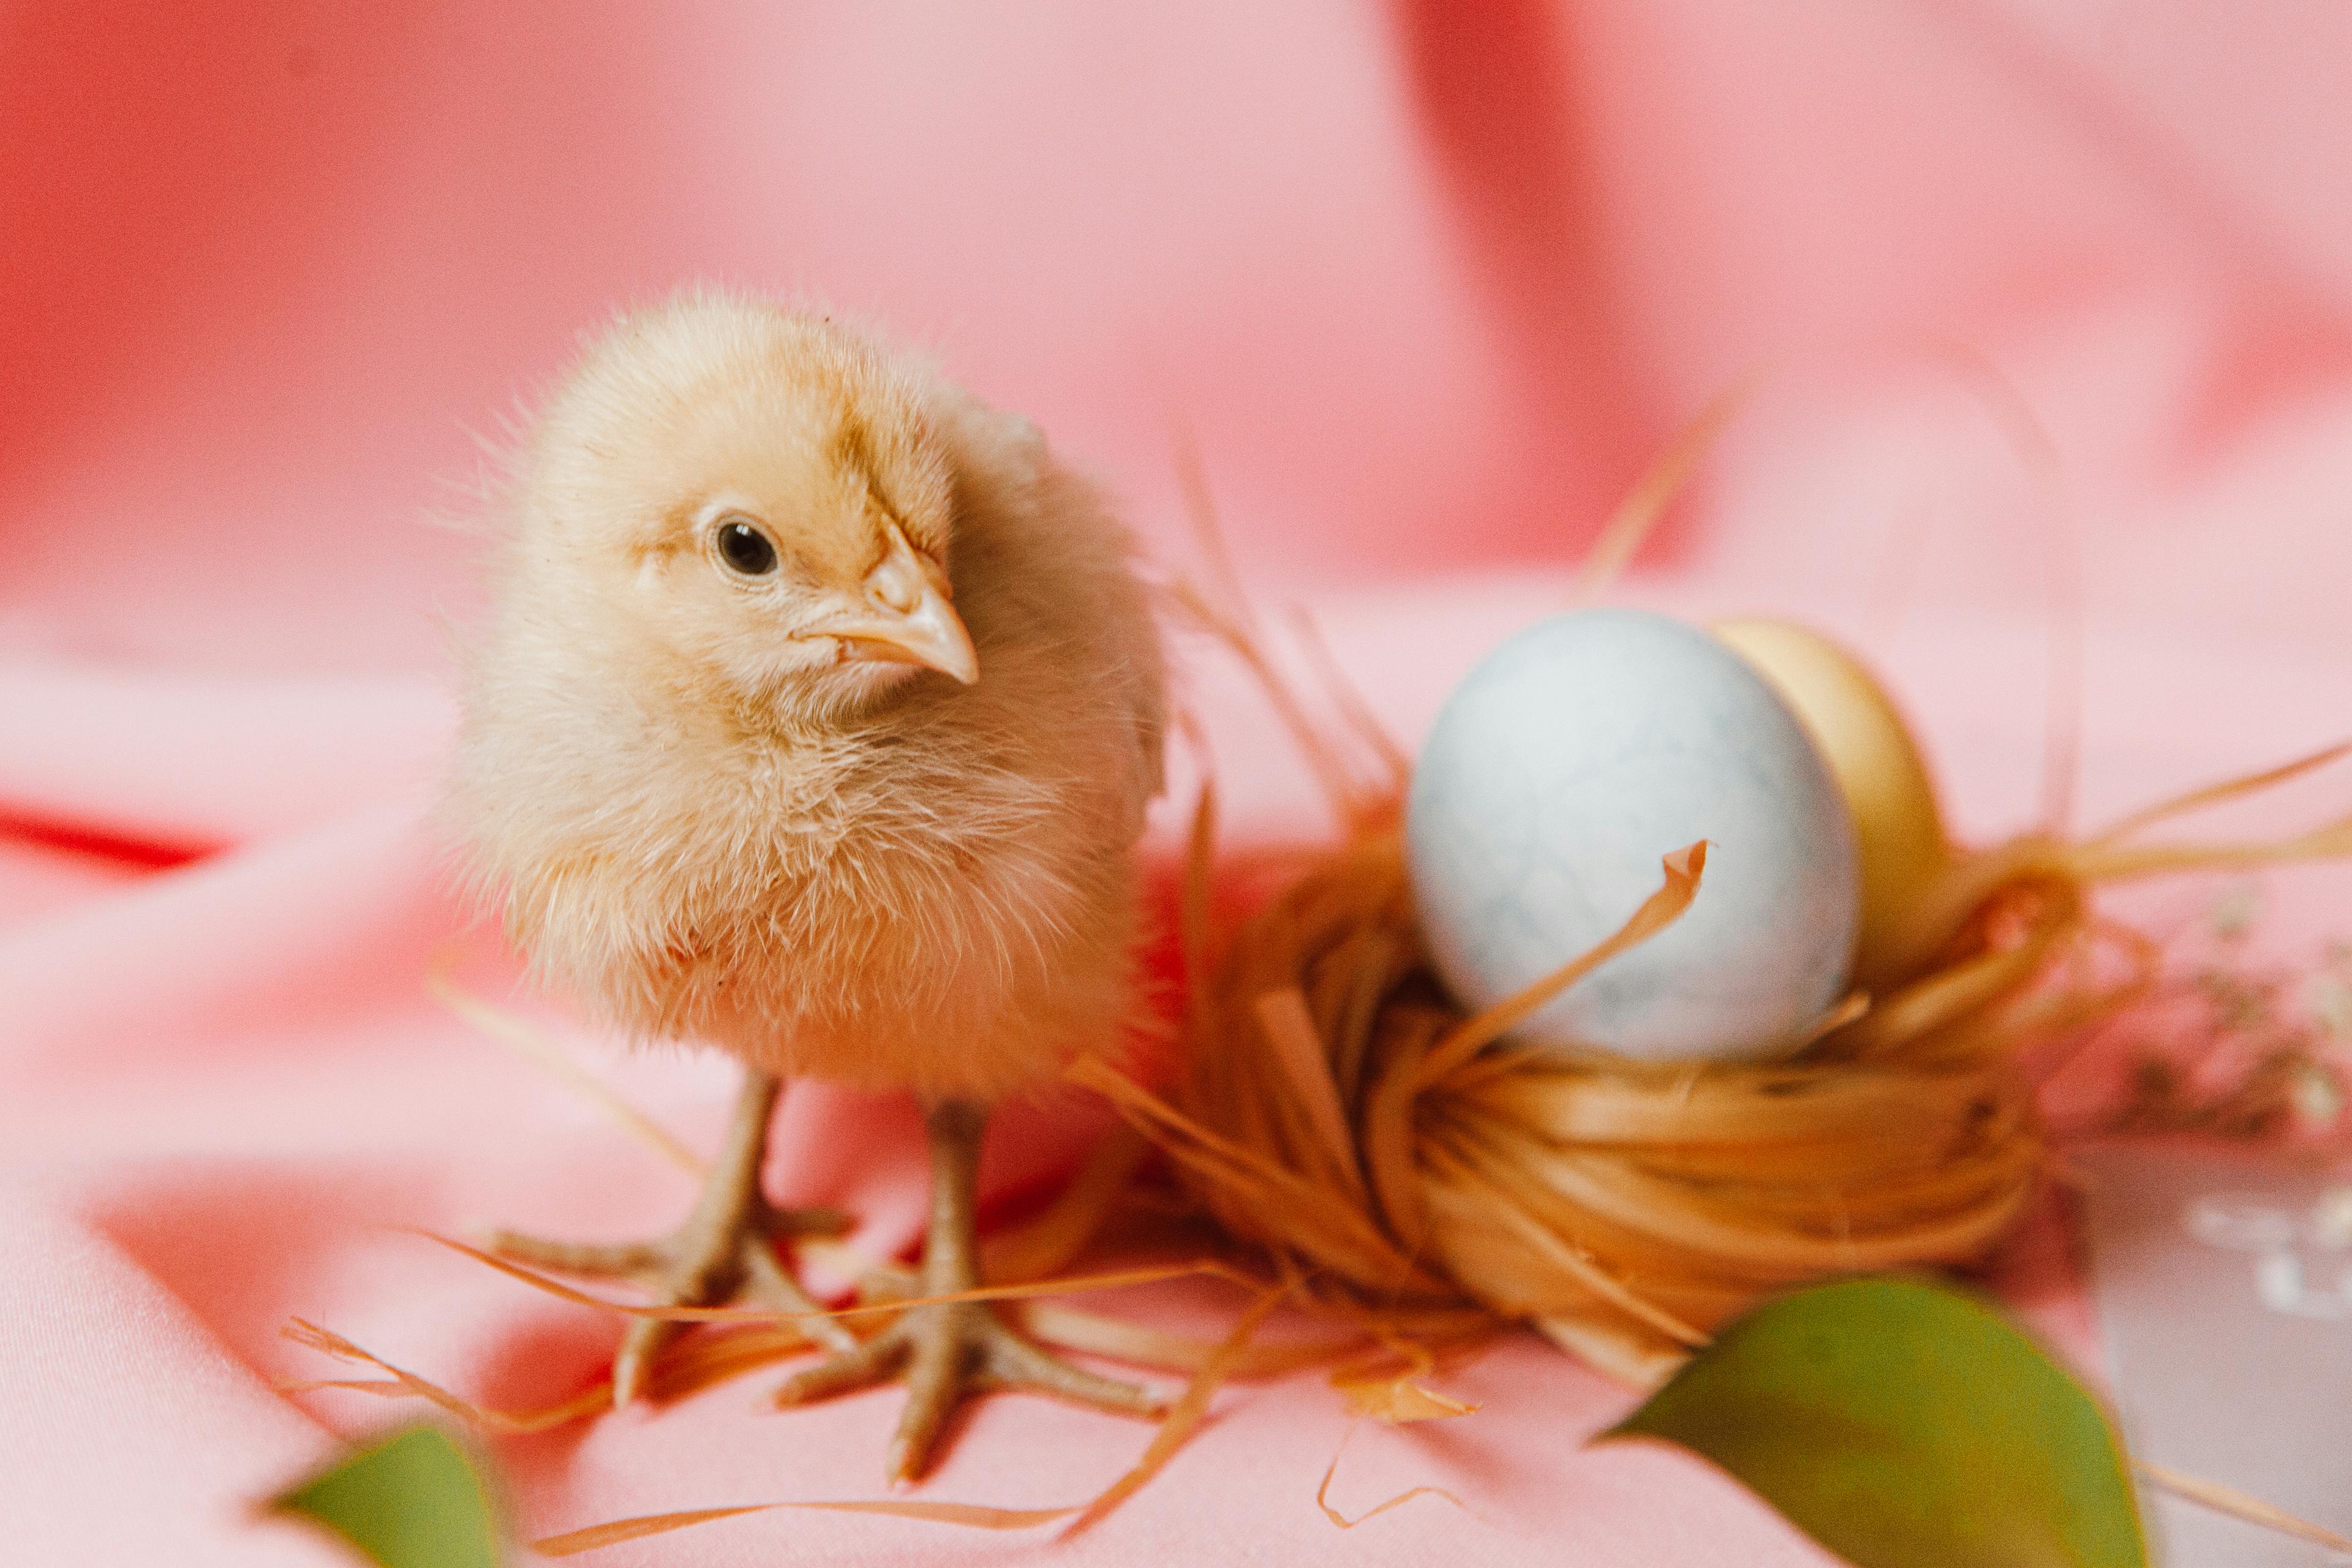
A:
450;294;1166;1101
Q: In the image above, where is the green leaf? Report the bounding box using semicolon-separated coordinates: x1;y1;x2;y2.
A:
1600;1278;2145;1568
269;1423;503;1568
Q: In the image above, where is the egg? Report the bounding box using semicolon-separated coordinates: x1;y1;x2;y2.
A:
1404;608;1858;1062
1711;619;1950;993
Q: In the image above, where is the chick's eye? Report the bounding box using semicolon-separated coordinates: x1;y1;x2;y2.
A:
713;516;779;577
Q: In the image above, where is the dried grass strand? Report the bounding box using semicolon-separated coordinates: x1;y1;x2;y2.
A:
1313;1420;1473;1530
428;967;705;1177
532;1499;1077;1556
407;1227;1245;1325
2139;1461;2352;1551
1568;377;1756;606
281;1319;619;1436
1058;1287;1282;1537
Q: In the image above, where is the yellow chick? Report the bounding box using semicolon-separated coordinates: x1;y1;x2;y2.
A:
449;289;1169;1479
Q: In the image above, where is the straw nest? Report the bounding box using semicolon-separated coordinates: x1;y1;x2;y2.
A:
1071;572;2352;1388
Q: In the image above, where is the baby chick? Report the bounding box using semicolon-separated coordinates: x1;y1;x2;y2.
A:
450;289;1169;1479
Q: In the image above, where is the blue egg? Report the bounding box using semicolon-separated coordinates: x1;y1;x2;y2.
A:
1404;608;1858;1061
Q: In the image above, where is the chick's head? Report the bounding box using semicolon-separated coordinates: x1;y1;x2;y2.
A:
513;293;978;722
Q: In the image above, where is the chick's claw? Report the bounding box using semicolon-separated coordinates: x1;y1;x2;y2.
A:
769;1097;1166;1481
482;1070;858;1406
772;1298;1167;1482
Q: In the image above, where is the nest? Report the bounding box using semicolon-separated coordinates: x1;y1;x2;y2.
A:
1073;437;2352;1385
1078;719;2352;1387
1090;821;2050;1382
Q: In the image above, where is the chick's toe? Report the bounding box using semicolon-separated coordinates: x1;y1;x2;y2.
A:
483;1070;856;1406
772;1297;1167;1483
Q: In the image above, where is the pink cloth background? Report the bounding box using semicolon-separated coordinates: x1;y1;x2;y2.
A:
5;2;2350;1562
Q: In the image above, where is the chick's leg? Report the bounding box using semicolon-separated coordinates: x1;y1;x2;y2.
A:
771;1097;1166;1482
485;1068;856;1406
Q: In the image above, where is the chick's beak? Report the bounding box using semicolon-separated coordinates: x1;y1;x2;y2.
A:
824;523;979;685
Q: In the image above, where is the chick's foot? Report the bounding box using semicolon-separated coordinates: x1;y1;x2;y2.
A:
483;1069;856;1406
774;1295;1165;1481
769;1098;1166;1482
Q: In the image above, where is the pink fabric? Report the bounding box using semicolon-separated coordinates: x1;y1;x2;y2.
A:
6;3;2348;1561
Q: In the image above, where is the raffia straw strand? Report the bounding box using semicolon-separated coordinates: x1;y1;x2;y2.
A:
1058;1287;1283;1537
1568;375;1758;606
426;966;704;1177
1314;1419;1472;1529
2138;1463;2352;1551
1926;342;2084;837
406;1227;1247;1325
2086;738;2350;846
